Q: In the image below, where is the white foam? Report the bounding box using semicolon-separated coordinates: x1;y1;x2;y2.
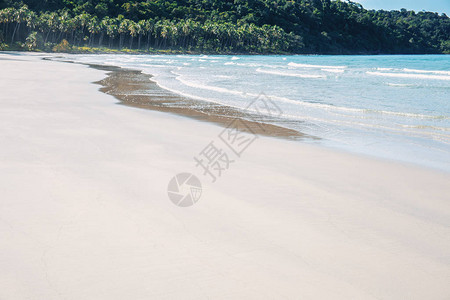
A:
401;124;450;132
367;71;450;81
154;70;446;122
322;68;345;73
386;83;414;87
213;75;236;79
231;56;240;60
403;68;450;75
173;73;245;96
256;68;325;78
288;62;347;69
154;80;233;107
253;94;447;120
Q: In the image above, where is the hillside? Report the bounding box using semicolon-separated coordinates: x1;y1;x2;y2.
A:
0;0;449;54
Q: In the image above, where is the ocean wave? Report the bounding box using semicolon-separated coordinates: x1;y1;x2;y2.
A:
260;94;449;121
166;72;448;121
288;62;347;69
140;64;171;69
270;111;450;142
173;73;245;96
386;83;415;87
362;109;447;119
400;124;450;132
240;92;448;120
154;82;236;108
213;75;236;79
256;68;325;78
402;68;450;75
367;71;450;81
321;68;345;73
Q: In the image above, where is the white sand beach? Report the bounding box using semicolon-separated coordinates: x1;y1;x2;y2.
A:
0;52;449;299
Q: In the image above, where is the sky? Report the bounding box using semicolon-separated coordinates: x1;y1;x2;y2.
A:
353;0;450;15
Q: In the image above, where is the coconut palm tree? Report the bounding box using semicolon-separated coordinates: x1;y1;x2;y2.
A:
136;20;146;49
117;16;128;49
11;5;30;43
0;7;14;41
144;19;154;49
128;20;137;49
87;16;100;46
75;12;91;46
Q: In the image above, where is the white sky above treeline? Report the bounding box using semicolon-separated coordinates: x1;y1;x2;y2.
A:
350;0;449;15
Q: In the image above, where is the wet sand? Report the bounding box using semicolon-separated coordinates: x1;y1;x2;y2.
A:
88;63;309;139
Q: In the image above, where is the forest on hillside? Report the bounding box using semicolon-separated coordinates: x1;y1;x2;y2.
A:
0;0;449;54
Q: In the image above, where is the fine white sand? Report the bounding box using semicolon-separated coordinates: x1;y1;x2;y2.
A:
0;52;449;299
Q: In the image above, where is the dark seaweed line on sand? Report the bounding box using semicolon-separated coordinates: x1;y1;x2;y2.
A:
45;56;316;140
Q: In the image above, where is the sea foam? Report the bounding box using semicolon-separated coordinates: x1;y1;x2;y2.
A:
367;71;450;81
288;62;347;69
256;68;325;78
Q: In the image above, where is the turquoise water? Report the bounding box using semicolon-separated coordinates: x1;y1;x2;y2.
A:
62;54;450;172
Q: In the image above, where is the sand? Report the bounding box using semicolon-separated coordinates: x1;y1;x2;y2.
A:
0;52;449;299
89;63;305;139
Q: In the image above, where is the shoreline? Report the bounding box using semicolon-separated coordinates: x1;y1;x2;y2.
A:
3;49;449;56
79;60;310;140
47;55;450;173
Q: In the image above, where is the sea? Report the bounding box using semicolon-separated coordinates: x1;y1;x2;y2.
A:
58;54;450;172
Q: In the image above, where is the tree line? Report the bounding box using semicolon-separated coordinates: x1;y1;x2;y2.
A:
0;0;449;54
0;6;302;53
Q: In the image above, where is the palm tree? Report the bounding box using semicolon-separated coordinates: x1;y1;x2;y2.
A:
25;9;37;35
102;17;113;47
87;16;100;46
117;16;128;49
169;21;178;47
56;10;70;42
0;7;15;41
75;13;91;46
128;20;137;49
153;20;162;48
144;19;154;49
38;12;56;44
136;20;146;49
160;20;170;48
65;16;77;45
11;6;29;43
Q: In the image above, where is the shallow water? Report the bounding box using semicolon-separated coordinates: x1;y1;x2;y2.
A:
61;54;450;172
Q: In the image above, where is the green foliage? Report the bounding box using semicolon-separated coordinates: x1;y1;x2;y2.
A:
0;1;448;54
24;31;42;50
53;39;71;52
441;40;450;54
